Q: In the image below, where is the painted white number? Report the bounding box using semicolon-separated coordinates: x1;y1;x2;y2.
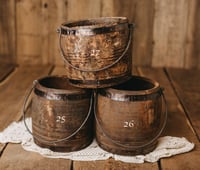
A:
123;120;135;128
56;116;66;124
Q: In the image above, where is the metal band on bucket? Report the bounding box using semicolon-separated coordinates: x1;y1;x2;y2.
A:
58;21;134;72
22;79;93;144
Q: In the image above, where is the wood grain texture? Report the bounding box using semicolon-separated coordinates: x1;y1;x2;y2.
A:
72;66;159;169
0;63;14;82
73;159;158;170
184;0;198;68
166;68;200;140
16;0;43;65
67;0;101;21
152;0;189;67
132;0;154;66
0;65;72;170
0;0;15;64
0;144;72;170
194;0;200;69
46;0;68;66
102;0;154;67
1;0;200;68
0;66;52;131
137;67;200;170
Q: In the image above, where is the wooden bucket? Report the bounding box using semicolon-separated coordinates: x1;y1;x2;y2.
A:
58;17;134;88
95;76;167;155
23;76;93;152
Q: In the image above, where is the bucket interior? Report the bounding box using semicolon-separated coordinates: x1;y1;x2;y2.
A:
62;17;127;29
39;77;76;90
112;77;155;91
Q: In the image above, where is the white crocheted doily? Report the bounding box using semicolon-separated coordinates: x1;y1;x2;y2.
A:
0;118;194;163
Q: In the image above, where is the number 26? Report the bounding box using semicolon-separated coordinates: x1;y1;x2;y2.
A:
123;120;135;128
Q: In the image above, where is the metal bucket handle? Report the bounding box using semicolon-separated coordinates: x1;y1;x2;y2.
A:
57;24;133;72
22;80;93;144
94;88;168;149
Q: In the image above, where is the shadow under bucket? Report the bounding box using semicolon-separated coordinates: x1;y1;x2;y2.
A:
58;17;134;88
95;76;167;155
23;76;93;152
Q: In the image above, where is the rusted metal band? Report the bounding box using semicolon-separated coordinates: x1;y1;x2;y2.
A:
23;80;93;144
58;24;133;72
34;88;91;101
94;90;168;149
99;88;163;102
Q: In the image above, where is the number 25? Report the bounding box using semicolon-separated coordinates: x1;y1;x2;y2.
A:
56;116;66;124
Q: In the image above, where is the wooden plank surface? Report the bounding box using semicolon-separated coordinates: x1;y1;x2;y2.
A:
0;0;15;64
166;68;200;141
16;0;47;65
0;64;14;82
0;66;52;131
73;66;158;169
73;159;158;170
137;67;200;170
0;65;73;170
0;143;72;170
9;1;200;68
0;65;52;158
45;0;68;66
152;0;189;67
0;66;200;170
101;0;154;67
132;0;154;66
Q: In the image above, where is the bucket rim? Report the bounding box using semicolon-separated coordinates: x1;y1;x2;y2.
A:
35;75;88;95
99;76;161;101
61;17;128;30
60;17;133;35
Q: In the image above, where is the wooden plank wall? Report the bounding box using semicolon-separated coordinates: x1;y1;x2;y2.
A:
0;0;15;64
0;0;200;69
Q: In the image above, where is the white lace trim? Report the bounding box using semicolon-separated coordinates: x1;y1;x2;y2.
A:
0;118;194;163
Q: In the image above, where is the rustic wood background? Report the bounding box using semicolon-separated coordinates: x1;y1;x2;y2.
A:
0;0;200;68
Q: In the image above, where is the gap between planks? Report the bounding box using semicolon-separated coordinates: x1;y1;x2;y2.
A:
163;68;198;140
137;66;200;170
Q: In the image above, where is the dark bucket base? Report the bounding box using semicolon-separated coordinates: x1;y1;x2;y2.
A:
68;75;132;88
34;137;93;152
96;139;157;156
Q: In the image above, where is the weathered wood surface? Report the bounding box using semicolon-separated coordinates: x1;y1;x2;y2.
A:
0;65;52;157
137;67;200;170
73;66;159;170
0;64;14;82
0;0;15;65
166;68;200;141
0;66;199;170
1;0;200;68
0;66;52;131
0;66;72;170
0;143;72;170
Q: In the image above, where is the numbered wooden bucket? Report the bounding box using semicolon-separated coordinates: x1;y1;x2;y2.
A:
95;76;167;155
58;17;134;88
23;76;93;152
